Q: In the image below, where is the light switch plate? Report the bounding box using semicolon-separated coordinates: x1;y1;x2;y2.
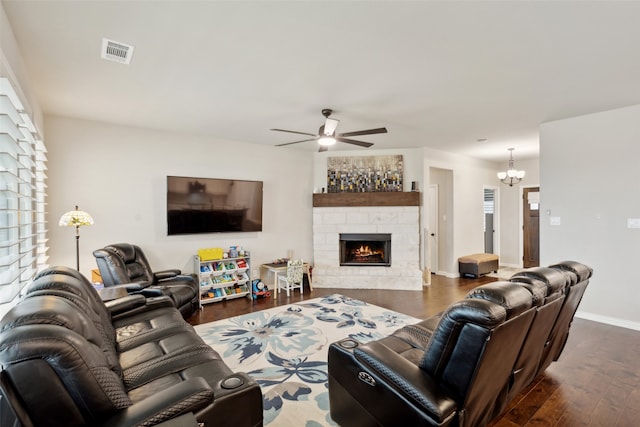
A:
550;216;561;226
627;218;640;229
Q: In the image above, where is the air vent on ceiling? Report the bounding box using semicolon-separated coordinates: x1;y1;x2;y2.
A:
101;38;135;65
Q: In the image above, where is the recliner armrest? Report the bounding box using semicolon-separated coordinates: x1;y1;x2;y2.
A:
353;340;457;423
105;294;147;314
156;274;197;286
107;295;175;320
153;269;182;281
106;282;148;293
150;413;199;427
136;288;164;297
100;377;213;427
104;283;163;298
354;341;457;420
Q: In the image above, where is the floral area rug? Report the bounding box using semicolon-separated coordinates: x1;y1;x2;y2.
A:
487;266;523;280
194;294;419;426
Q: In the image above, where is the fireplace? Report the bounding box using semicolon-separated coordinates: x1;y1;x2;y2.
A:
340;233;391;267
313;205;421;290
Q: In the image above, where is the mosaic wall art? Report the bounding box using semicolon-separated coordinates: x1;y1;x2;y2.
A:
326;155;403;193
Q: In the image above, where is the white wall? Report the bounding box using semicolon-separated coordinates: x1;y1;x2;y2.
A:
313;147;424;192
45;116;315;279
540;104;640;329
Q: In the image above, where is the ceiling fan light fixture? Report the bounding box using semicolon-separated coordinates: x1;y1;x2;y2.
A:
272;108;384;150
318;136;336;146
324;118;340;136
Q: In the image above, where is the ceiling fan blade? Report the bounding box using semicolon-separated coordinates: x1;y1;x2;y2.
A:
318;145;329;152
271;128;317;137
276;138;318;147
338;127;388;137
324;118;340;136
336;137;374;148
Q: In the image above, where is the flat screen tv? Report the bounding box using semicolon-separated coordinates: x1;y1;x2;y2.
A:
167;176;263;235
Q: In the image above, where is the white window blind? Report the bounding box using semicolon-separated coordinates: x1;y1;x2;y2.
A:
483;188;495;214
0;77;48;304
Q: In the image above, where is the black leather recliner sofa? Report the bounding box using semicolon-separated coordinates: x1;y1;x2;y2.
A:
93;243;199;319
0;266;263;427
328;260;592;427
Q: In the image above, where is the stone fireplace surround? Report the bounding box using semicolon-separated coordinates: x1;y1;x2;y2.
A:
312;193;422;291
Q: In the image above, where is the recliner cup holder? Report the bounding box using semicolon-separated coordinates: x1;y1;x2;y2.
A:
221;376;244;389
339;339;358;349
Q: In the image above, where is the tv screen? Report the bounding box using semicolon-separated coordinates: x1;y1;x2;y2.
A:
167;176;263;235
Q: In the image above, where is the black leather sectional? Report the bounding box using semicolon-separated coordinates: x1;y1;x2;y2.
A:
328;260;592;427
0;266;262;427
0;260;592;427
93;243;200;319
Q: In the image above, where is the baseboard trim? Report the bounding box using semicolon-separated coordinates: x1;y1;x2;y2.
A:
575;310;640;331
499;262;521;269
436;271;459;278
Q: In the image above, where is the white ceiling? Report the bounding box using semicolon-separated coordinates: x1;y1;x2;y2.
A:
3;0;640;162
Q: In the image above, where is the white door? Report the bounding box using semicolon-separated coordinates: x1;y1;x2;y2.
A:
427;185;438;272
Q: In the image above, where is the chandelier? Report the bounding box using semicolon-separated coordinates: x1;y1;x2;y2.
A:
497;148;525;186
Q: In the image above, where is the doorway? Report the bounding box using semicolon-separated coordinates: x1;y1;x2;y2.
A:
523;187;540;268
483;186;499;254
426;184;438;273
427;167;453;276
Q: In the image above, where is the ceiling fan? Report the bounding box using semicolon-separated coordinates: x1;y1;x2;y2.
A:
271;108;387;152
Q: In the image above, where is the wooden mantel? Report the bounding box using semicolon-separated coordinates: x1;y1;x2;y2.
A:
313;192;420;207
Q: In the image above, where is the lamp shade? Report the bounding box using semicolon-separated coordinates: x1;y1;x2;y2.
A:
59;206;93;271
59;206;94;227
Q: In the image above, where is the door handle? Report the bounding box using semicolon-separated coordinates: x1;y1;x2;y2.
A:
430;233;435;236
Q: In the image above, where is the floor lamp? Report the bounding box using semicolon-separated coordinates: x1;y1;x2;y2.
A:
59;205;94;271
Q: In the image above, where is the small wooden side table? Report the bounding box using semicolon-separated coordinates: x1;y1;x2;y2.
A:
260;262;313;298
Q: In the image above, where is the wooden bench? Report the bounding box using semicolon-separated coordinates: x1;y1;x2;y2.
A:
458;253;499;278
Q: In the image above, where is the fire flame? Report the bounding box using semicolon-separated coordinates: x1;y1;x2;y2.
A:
354;245;382;257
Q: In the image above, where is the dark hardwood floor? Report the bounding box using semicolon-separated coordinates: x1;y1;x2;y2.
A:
188;274;640;427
